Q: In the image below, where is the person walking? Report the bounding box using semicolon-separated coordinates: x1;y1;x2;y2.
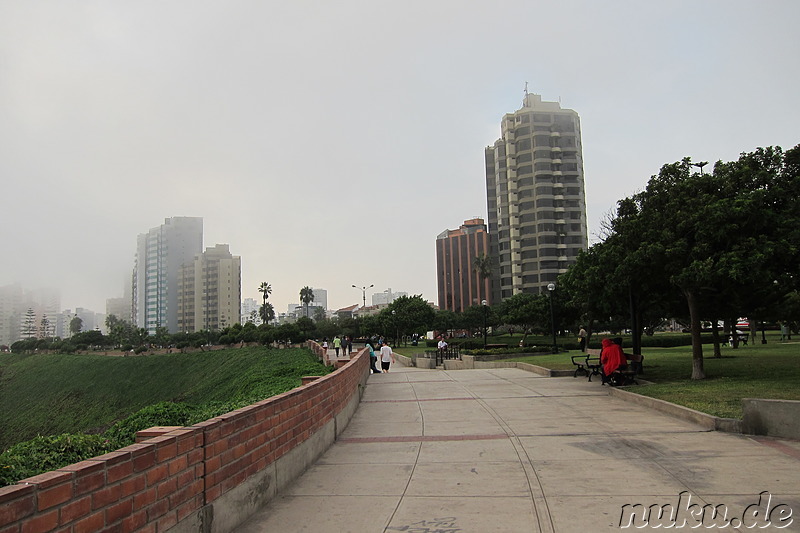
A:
578;326;587;352
379;341;395;373
333;335;341;357
367;342;381;373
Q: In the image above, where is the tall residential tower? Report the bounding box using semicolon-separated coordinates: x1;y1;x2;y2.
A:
133;217;204;334
485;94;588;301
177;244;241;332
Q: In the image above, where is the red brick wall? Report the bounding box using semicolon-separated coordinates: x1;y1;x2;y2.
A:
0;344;368;533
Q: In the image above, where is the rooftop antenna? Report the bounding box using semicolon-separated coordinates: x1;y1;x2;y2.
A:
524;82;529;96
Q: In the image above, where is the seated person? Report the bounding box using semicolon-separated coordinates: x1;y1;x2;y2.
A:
600;337;627;384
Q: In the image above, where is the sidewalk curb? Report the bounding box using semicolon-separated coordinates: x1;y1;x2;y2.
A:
605;386;742;433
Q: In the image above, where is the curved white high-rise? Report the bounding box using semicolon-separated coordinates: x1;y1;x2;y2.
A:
485;93;588;301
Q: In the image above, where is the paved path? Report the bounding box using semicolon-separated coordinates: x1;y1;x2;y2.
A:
238;363;800;532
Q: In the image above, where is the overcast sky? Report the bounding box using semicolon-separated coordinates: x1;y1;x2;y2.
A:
1;0;798;316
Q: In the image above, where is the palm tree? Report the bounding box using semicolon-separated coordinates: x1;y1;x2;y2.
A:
473;253;494;303
259;302;275;323
299;286;314;318
258;282;272;309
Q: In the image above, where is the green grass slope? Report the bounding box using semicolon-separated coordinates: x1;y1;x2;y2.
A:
0;346;329;452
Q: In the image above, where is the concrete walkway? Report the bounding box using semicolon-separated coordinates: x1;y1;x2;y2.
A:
238;363;800;532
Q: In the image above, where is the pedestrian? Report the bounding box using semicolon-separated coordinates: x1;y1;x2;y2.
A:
367;342;381;373
600;337;627;385
345;335;352;355
322;338;328;352
333;335;341;357
437;336;448;355
380;341;395;373
578;326;587;352
780;323;791;341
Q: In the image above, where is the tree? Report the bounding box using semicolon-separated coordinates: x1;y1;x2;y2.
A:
432;309;458;336
296;316;315;339
259;302;275;323
39;314;50;339
153;327;170;347
258;281;272;324
604;146;800;379
315;318;339;340
498;293;548;345
384;295;436;342
472;253;494;304
22;308;36;339
69;315;83;337
258;282;272;307
299;286;314;318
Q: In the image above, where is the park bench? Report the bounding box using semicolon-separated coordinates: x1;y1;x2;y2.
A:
577;349;645;385
571;355;589;377
728;333;749;347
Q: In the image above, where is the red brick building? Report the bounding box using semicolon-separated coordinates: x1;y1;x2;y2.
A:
436;218;491;313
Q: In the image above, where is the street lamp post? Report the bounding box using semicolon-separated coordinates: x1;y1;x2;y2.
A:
352;284;373;308
691;161;708;175
481;299;488;348
547;283;558;354
391;309;398;346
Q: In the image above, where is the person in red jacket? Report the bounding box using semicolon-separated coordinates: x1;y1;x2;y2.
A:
600;337;627;379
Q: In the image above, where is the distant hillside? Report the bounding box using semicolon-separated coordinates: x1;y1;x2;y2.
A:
0;346;329;451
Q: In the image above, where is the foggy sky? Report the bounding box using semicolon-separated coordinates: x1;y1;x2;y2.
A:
1;0;798;315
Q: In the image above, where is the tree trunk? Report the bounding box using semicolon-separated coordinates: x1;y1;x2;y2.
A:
684;288;706;379
629;285;642;356
711;319;722;358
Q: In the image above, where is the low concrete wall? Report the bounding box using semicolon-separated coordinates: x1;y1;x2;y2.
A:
460;355;570;377
394;353;412;367
0;343;370;533
608;387;742;433
415;357;436;369
742;398;800;439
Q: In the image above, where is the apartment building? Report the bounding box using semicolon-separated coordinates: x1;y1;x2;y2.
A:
485;93;588;301
133;217;204;333
177;244;241;332
436;218;491;312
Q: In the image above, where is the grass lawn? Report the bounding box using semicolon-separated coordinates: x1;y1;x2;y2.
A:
394;333;800;420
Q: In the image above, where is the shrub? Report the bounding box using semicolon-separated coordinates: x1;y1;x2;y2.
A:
0;434;119;487
103;402;194;447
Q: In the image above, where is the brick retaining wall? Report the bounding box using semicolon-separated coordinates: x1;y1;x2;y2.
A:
0;343;369;533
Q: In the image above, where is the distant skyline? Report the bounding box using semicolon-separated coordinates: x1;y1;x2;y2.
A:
1;1;798;317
